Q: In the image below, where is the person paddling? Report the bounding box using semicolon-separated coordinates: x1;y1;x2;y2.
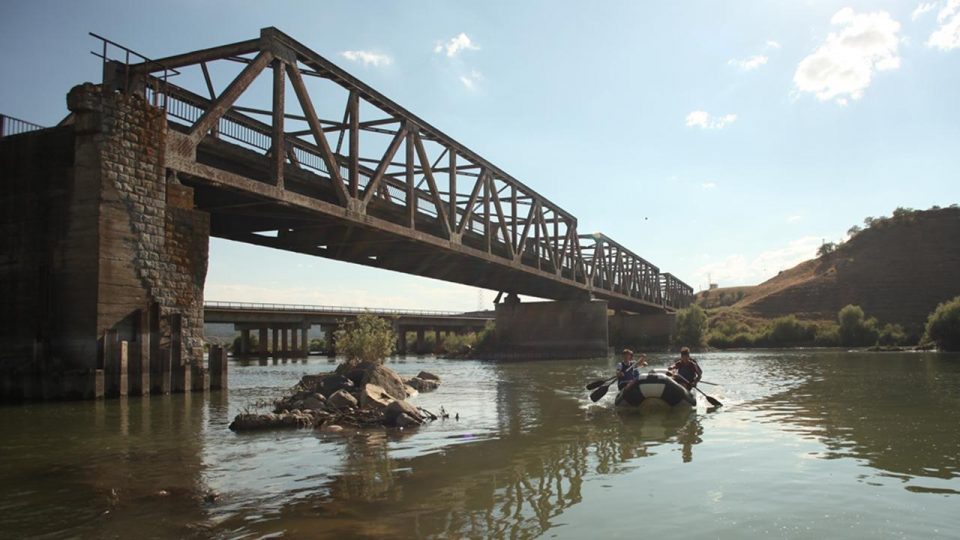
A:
616;349;647;390
668;346;702;390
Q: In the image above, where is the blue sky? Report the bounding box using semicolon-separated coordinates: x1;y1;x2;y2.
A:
2;1;958;310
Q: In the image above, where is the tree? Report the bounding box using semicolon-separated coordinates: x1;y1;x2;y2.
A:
923;296;960;351
837;305;879;346
878;323;907;346
673;305;707;348
847;225;862;237
892;206;915;219
231;333;258;353
817;242;837;257
333;314;397;365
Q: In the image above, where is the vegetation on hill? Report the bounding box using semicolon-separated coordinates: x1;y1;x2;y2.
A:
703;303;911;349
691;205;959;350
674;305;708;348
923;296;960;351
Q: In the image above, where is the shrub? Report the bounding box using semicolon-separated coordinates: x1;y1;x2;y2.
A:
923;296;960;351
706;331;733;349
442;333;475;355
673;305;707;348
817;242;838;257
878;323;907;346
837;305;879;346
768;315;816;345
231;333;258;353
333;314;396;365
814;324;840;347
472;321;497;352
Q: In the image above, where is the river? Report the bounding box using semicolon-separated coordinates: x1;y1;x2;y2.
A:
1;350;958;539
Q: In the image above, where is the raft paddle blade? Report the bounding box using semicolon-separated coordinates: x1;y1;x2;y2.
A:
585;378;608;390
589;384;611;402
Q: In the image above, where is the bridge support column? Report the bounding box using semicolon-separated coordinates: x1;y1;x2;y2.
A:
300;327;308;357
291;328;299;356
281;327;289;356
493;299;609;360
258;328;269;358
326;326;337;357
608;312;676;348
272;328;279;357
416;328;425;354
240;329;250;357
209;345;228;390
397;326;407;355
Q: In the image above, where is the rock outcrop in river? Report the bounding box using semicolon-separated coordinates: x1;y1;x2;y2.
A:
229;363;441;432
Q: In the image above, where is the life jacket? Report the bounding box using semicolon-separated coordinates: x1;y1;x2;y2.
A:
674;359;701;385
617;361;639;380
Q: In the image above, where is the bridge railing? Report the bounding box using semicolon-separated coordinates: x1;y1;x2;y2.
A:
204;300;486;318
95;29;694;310
0;114;45;138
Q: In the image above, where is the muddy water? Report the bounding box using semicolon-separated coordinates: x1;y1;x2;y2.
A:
1;351;958;539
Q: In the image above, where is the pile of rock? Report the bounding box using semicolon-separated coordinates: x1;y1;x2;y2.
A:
229;362;441;432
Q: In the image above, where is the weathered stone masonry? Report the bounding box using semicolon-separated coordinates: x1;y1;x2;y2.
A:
0;84;214;400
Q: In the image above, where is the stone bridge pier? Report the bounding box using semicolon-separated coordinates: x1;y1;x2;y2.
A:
1;85;215;400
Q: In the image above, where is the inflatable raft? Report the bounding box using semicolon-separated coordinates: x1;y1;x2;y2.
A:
615;371;697;409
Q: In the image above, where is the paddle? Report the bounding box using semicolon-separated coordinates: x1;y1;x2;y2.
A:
584;356;647;391
672;372;722;408
588;358;646;402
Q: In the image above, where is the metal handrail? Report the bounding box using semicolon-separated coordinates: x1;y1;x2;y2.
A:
0;114;45;138
203;300;490;318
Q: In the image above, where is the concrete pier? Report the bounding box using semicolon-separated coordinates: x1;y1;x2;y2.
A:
494;299;610;359
609;312;676;348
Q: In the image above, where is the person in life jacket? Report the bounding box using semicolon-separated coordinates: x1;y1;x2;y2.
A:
668;346;702;390
616;349;647;390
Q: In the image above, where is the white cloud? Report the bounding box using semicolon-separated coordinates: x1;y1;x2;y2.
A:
728;54;769;71
766;40;782;49
685;110;737;129
927;0;960;50
793;8;902;104
701;181;718;189
459;70;483;90
912;2;937;20
434;33;480;57
693;236;822;287
787;214;802;223
340;50;392;67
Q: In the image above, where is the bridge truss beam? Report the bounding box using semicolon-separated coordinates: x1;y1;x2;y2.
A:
99;27;692;312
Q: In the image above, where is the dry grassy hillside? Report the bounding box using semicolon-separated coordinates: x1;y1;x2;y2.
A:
697;207;960;329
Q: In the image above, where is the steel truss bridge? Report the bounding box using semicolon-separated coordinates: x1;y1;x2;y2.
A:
94;28;693;313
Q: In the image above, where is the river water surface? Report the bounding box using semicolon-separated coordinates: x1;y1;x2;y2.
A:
1;351;959;539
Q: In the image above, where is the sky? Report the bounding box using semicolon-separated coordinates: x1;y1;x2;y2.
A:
2;0;958;311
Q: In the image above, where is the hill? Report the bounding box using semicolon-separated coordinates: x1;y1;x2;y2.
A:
697;206;960;330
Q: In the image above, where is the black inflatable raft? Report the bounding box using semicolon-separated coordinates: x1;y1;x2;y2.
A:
615;371;697;408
